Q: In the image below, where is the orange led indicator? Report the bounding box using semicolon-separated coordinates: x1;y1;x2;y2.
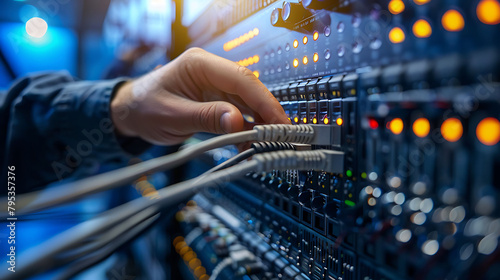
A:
323;117;330;125
414;0;431;5
476;117;500;146
252;71;260;78
294;116;299;123
336;118;344;126
313;52;319;62
189;258;201;270
293;58;299;68
413;118;430;138
253;55;260;63
441;118;463;142
313;31;319;41
293;39;299;48
179;246;190;256
389;27;406;44
477;0;500;25
313;117;318;124
183;251;196;262
389;0;405;15
194;267;206;278
173;236;184;246
389;118;404;135
303;56;309;65
303;36;308;44
413;19;432;38
303;117;308;124
442;9;465;32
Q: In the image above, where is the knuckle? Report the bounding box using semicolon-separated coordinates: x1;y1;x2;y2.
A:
236;65;256;79
180;48;206;74
186;47;204;54
181;47;204;61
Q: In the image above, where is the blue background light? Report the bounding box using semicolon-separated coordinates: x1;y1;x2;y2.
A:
0;22;77;79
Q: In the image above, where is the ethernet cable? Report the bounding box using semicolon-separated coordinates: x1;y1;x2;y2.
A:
54;212;160;280
208;257;233;280
55;207;161;262
203;142;295;175
55;141;296;271
1;149;343;280
6;124;330;216
59;140;294;278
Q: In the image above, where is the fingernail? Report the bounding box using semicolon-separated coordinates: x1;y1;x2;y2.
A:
220;112;232;133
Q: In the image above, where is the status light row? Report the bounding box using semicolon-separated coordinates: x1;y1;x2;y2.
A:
237;55;260;67
292;31;321;49
383;117;500;146
173;236;210;280
291;116;343;126
229;2;499;54
292;53;320;67
389;0;500;26
223;28;259;52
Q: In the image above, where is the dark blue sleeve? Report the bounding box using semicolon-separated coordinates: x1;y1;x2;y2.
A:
1;71;151;194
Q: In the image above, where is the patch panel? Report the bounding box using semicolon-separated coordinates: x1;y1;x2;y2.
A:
177;0;500;279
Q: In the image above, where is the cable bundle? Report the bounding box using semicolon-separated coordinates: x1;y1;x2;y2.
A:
0;124;343;280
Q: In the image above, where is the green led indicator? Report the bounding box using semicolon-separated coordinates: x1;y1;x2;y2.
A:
361;172;367;179
346;170;353;177
345;200;355;207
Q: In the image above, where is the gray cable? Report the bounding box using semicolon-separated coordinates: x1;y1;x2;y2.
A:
1;149;343;280
56;207;161;262
54;213;160;280
202;148;255;175
0;161;258;280
5;130;256;217
57;143;292;278
202;142;296;175
6;124;318;216
208;257;232;280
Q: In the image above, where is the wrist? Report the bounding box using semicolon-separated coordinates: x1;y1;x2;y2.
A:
111;80;138;137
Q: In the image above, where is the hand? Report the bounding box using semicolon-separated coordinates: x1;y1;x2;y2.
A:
111;48;289;145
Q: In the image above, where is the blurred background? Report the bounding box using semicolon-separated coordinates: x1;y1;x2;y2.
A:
0;1;214;279
2;1;500;280
0;0;213;89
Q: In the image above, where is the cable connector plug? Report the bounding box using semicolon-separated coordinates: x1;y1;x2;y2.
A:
251;142;295;153
252;124;339;146
253;124;315;143
252;150;344;173
310;125;340;146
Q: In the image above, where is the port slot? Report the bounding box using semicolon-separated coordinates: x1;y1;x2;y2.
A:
385;251;398;269
314;214;325;231
274;195;280;207
303;209;312;224
282;199;289;212
291;203;300;219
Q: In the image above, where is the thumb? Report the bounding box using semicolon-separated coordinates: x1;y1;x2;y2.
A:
182;100;244;135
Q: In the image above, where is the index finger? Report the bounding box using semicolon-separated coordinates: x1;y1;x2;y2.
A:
193;49;290;125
